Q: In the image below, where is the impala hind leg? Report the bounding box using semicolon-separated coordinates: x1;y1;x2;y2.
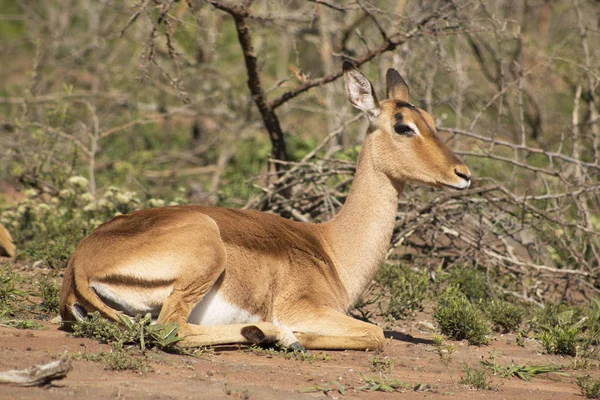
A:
155;219;283;347
289;308;385;351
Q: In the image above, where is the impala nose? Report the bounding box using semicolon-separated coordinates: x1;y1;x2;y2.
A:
454;168;471;182
453;165;471;189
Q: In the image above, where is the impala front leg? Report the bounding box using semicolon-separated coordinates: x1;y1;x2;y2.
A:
288;308;385;351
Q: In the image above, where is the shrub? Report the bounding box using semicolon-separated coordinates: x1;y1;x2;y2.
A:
38;277;60;315
577;375;600;399
434;289;491;346
484;300;523;333
536;308;586;356
0;177;186;269
377;264;429;319
460;364;496;390
445;268;489;301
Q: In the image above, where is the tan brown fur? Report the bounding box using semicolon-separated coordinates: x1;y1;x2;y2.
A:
60;63;471;350
0;223;16;258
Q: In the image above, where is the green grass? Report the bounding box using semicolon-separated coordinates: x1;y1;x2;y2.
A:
533;306;588;356
445;267;489;301
71;312;181;352
377;263;429;320
434;290;491;345
480;355;563;381
38;277;60;315
0;267;35;326
369;355;395;374
432;333;455;367
460;364;496;390
73;349;150;373
244;345;331;362
577;375;600;399
484;300;523;333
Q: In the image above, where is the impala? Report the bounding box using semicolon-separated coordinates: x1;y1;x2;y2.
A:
0;223;15;258
60;62;471;351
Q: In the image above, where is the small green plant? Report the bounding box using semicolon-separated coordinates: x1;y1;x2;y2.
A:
38;277;60;315
434;290;491;345
245;345;330;362
358;375;410;392
586;299;600;345
484;299;523;333
536;308;586;356
71;312;181;352
577;375;600;399
73;349;149;372
445;267;489;301
0;268;33;325
480;354;563;381
432;333;455;367
539;325;581;356
369;355;395;374
0;267;28;302
460;364;496;390
377;264;429;320
0;319;45;330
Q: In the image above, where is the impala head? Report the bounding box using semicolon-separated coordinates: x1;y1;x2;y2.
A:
343;61;471;190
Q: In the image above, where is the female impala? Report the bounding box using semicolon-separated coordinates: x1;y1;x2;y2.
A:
60;62;471;351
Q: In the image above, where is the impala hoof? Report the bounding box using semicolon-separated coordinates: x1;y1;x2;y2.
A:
287;341;307;353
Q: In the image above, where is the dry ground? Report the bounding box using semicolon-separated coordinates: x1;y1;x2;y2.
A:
0;309;594;400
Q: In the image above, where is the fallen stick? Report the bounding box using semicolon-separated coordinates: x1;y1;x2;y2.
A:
0;358;71;387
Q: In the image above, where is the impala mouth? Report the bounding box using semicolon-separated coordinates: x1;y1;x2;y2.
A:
443;179;471;190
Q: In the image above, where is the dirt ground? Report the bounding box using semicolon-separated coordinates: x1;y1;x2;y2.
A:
0;310;594;400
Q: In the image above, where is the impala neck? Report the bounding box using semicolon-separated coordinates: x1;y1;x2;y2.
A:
322;133;404;308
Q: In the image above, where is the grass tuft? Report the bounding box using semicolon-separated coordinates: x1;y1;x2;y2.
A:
73;349;150;373
377;264;429;320
71;312;181;352
38;277;60;315
577;375;600;399
484;300;523;333
434;289;491;346
460;364;496;390
369;355;395;374
445;268;489;301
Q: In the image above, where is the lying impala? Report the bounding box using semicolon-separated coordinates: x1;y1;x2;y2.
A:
60;62;471;351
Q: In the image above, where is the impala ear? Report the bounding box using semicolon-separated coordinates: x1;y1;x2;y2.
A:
343;61;380;118
386;68;410;102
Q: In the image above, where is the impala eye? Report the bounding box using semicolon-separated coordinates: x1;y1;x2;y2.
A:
394;123;414;136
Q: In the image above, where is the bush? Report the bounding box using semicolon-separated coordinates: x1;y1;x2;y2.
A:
0;177;187;268
460;364;496;390
484;300;523;333
577;375;600;399
445;268;489;301
434;289;491;346
529;303;600;357
38;277;60;315
377;264;429;319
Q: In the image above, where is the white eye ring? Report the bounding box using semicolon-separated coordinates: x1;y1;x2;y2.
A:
406;122;421;136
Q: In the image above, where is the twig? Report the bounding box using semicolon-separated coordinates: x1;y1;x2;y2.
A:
0;359;71;387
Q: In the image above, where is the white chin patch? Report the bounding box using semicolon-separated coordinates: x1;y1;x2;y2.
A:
453;179;470;189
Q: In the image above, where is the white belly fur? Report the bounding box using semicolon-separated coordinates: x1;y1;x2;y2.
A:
187;286;261;326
